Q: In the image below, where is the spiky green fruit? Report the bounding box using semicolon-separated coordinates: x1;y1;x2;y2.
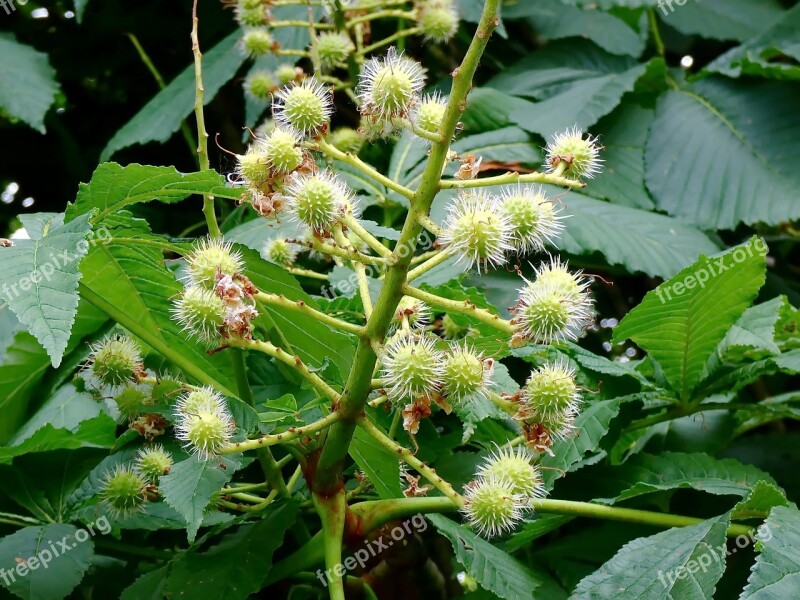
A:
172;286;226;346
477;446;543;497
461;475;524;538
441;344;489;400
135;445;173;484
101;465;148;518
89;335;142;388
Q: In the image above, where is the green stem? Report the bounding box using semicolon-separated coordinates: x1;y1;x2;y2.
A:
254;291;366;336
287;267;329;281
219;411;342;453
439;170;586;191
339;214;393;259
317;138;415;200
190;0;221;239
314;490;348;600
417;214;443;237
229;338;340;403
406;249;452;282
307;237;388;266
358;27;423;55
648;8;666;57
347;9;415;28
624;402;774;433
312;0;501;497
359;417;463;505
402;284;514;334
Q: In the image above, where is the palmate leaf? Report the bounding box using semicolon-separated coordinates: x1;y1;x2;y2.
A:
78;213;238;396
428;514;566;600
741;505;800;599
570;513;730;600
645;78;800;230
0;212;94;367
591;452;779;503
100;30;247;160
65;162;240;223
159;454;240;543
0;524;94;600
0;415;116;465
164;502;299;600
349;426;403;499
0;34;59;133
613;238;767;399
552;189;720;279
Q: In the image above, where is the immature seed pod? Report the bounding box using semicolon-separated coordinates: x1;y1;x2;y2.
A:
101;464;148;518
236;144;271;189
499;185;563;253
114;385;148;421
441;313;467;339
461;475;525;538
258;127;303;174
176;386;227;415
89;335;142;389
510;278;592;344
312;31;355;70
417;1;459;42
276;64;302;85
413;92;447;137
381;333;444;401
241;28;275;57
357;48;426;119
392;296;431;330
440;190;512;273
235;3;268;27
185;238;244;289
546;126;603;179
519;360;581;441
284;169;355;231
175;403;234;460
172;286;226;346
441;343;493;402
530;258;590;302
272;77;333;137
135;445;174;484
477;446;544;498
262;237;298;267
245;70;277;101
328;127;364;154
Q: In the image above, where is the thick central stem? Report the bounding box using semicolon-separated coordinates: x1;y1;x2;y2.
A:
312;0;501;495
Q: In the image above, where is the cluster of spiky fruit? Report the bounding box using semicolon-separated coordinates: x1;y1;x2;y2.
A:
380;332;494;417
462;446;544;537
172;238;259;347
174;387;235;460
100;445;174;518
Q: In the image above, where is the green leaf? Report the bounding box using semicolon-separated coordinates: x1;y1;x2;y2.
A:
570;513;730;599
540;398;622;489
159;454;238;542
0;524;94;600
601;452;779;503
0;34;59;133
645;79;800;229
584;103;655;210
702;3;800;80
428;514;563;600
613;238;767;398
661;0;784;42
0;212;93;367
741;505;800;599
101;30;247;160
78;213;237;396
73;0;89;23
121;567;168;600
731;481;790;521
66;162;238;223
10;383;103;444
0;415;116;465
553;190;720;279
166;502;298;600
349;426;403;499
717;297;784;357
503;0;645;57
241;245;356;380
506;52;660;139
